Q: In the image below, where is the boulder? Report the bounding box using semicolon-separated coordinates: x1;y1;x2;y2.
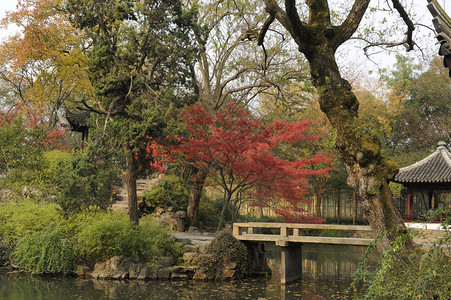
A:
76;265;91;277
157;267;173;280
170;266;192;280
158;256;172;267
109;256;122;271
128;263;141;279
174;210;186;219
183;244;198;253
183;252;199;265
137;266;157;280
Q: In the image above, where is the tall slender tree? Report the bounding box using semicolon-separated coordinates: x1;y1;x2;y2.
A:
183;0;310;227
65;0;199;224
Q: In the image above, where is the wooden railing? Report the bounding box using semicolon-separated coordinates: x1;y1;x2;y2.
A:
233;222;374;247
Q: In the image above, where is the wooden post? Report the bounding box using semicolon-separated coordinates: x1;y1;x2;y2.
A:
352;191;357;225
407;187;412;220
337;189;341;224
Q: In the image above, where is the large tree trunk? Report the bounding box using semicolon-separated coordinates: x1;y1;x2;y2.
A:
187;168;208;228
125;144;139;226
307;49;409;251
262;0;415;251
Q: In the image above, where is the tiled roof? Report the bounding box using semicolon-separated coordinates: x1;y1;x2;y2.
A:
427;0;451;54
394;141;451;184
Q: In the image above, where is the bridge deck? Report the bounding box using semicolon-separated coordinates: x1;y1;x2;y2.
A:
233;222;374;246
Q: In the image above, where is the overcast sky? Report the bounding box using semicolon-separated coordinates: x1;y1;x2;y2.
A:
0;0;449;77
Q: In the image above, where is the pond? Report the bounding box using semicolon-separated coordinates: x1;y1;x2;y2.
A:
0;244;373;299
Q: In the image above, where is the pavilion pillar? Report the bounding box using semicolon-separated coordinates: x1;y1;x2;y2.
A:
407;187;413;220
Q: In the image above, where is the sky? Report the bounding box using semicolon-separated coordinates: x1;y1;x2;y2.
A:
0;0;19;39
0;0;450;77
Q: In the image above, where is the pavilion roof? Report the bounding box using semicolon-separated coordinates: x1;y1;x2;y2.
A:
394;142;451;184
427;0;451;55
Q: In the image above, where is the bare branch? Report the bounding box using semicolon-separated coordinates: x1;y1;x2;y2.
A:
217;83;271;108
335;0;371;48
258;14;275;46
391;0;415;51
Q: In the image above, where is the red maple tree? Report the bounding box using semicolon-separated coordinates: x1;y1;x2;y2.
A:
168;103;331;230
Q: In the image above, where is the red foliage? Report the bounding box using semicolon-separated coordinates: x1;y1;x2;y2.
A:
0;107;68;151
168;103;331;223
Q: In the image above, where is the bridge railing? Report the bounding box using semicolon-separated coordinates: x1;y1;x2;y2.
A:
232;222;374;246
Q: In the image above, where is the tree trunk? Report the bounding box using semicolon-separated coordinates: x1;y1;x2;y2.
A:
125;144;139;226
314;177;324;218
217;193;232;232
307;49;409;251
262;0;413;251
187;168;208;228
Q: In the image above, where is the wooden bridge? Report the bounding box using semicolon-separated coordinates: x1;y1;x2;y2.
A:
233;222;374;284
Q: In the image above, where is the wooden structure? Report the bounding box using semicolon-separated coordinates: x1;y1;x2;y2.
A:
427;0;451;77
233;222;373;283
393;141;451;220
58;109;90;142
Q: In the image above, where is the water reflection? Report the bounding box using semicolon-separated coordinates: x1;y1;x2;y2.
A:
0;244;373;299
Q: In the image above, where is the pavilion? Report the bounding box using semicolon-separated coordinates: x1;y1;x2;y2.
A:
427;0;451;77
58;109;90;143
393;141;451;220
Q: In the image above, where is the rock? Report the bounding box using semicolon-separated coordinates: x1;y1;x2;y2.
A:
224;261;237;270
111;271;128;280
183;244;198;253
199;253;213;261
128;263;141;279
154;206;164;216
92;270;112;279
197;243;209;254
174;218;185;232
157;267;173;280
222;269;236;279
118;257;136;271
171;266;191;280
158;256;172;267
192;269;208;281
183;252;199;265
110;256;122;271
174;210;186;219
76;265;91;277
137;266;156;280
93;262;106;272
188;226;199;233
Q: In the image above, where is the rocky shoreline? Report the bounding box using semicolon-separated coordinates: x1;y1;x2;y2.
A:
2;232;270;282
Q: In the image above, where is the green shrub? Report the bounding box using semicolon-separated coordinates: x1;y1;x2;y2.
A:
0;240;11;266
351;227;451;299
12;223;76;275
76;212;182;265
0;200;184;273
0;119;47;195
141;174;189;214
0;200;63;244
52;144;118;215
198;195;233;230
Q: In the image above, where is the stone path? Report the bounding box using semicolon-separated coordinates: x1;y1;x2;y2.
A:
172;232;216;246
111;174;165;210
